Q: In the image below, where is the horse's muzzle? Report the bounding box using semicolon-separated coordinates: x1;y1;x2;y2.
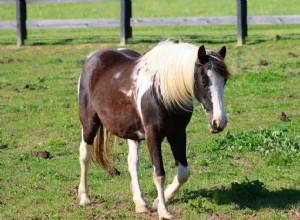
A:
210;118;227;133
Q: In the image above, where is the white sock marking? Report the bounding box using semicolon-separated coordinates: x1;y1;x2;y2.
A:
127;139;147;210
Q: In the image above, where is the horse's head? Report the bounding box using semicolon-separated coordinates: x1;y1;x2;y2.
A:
194;45;230;133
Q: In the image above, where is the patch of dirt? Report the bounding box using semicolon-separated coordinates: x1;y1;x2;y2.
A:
288;52;298;58
279;112;290;122
0;58;22;64
64;103;71;108
259;60;268;66
273;35;281;41
12;87;20;92
24;84;47;91
31;150;51;159
0;144;8;149
212;212;234;220
68;186;78;201
289;208;300;219
213;184;228;190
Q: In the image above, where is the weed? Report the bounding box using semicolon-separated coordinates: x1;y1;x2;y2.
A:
189;197;214;213
210;129;300;166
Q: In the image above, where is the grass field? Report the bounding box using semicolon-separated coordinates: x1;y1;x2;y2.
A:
0;0;300;219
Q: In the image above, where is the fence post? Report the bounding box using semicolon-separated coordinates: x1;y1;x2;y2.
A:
16;0;27;47
120;0;132;45
236;0;247;46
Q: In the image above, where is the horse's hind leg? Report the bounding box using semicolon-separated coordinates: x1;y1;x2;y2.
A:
78;104;100;205
127;139;148;213
78;133;93;205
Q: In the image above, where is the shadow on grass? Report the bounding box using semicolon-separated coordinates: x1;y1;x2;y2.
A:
173;179;300;210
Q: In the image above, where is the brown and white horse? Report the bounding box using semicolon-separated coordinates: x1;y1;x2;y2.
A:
77;41;230;219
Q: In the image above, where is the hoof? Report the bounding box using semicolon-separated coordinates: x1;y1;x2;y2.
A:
79;194;91;206
158;210;172;220
135;205;149;213
152;198;158;211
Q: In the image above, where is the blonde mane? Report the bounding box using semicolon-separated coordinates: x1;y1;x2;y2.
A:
137;41;198;110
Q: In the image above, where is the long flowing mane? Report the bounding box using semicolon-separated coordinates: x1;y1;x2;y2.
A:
137;41;198;109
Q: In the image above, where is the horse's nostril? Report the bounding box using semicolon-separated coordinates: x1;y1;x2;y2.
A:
212;119;220;129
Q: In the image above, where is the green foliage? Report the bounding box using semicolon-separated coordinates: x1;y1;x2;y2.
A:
208;129;300;167
214;129;299;154
189;197;215;213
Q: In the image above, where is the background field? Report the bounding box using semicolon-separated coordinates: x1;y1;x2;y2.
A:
0;0;300;219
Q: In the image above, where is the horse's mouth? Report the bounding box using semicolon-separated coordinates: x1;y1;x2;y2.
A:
210;128;224;133
209;125;224;133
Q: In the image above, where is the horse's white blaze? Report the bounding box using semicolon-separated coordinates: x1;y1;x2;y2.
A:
208;70;227;128
127;140;147;211
78;132;93;205
164;163;190;203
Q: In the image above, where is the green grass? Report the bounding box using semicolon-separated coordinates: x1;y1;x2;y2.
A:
1;0;300;21
0;0;300;219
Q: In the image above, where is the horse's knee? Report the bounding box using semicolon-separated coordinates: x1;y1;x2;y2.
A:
177;164;190;184
79;140;92;162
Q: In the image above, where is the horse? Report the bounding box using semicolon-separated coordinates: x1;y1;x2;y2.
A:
77;41;230;219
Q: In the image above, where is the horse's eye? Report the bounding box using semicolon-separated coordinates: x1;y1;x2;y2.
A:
201;80;208;88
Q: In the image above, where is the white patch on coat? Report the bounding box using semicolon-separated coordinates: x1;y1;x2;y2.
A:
78;130;93;205
78;75;81;97
135;131;145;139
120;88;133;97
164;163;190;203
134;67;152;122
114;72;121;79
127;140;147;210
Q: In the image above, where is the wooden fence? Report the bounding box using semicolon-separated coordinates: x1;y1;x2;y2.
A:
1;0;300;46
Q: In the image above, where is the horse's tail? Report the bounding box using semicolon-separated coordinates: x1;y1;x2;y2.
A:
93;124;120;176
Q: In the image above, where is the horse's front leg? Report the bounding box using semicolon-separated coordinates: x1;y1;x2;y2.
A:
146;129;172;220
127;139;148;213
153;130;190;209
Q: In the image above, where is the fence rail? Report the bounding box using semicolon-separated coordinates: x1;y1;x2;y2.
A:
1;16;300;30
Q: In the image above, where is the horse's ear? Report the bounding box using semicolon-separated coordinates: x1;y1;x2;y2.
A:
218;46;226;59
197;45;208;65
